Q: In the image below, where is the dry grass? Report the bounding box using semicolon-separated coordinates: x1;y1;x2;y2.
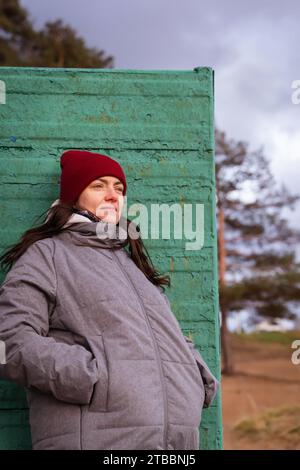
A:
233;405;300;449
222;331;300;449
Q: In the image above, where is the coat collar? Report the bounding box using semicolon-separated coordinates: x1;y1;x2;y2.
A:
46;199;130;250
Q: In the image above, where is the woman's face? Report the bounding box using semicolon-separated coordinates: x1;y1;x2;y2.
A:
75;176;125;224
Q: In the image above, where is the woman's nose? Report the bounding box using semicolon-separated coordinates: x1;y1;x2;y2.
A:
104;187;118;199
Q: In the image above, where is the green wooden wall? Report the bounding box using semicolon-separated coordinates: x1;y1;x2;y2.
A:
0;66;222;450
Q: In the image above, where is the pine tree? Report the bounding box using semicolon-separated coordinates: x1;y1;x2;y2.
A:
0;0;114;67
215;128;300;374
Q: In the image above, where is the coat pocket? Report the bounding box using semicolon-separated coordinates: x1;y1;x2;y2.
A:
193;351;219;408
85;334;109;412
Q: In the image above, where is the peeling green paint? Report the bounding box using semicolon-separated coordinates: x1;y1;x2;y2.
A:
85;112;118;124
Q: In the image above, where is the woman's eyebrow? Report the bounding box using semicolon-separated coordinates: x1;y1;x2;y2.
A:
95;178;124;187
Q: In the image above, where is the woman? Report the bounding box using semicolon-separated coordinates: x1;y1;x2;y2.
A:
0;149;219;450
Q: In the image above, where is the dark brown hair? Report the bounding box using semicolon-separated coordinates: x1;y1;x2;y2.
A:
0;201;170;290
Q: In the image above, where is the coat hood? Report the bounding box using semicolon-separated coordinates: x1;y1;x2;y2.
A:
46;198;130;250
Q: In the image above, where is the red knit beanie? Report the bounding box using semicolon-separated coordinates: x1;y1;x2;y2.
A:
59;149;127;203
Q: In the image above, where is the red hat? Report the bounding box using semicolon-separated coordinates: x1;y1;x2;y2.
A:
59;149;127;203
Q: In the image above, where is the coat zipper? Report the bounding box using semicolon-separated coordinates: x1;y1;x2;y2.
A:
111;250;168;450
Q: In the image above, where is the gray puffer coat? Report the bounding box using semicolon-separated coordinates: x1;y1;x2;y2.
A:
0;211;219;450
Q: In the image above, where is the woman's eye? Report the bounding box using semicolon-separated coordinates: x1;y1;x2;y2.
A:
93;185;123;192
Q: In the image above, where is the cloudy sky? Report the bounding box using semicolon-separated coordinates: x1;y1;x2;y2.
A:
21;0;300;230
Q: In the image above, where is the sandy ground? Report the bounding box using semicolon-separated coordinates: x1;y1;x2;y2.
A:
221;333;300;449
